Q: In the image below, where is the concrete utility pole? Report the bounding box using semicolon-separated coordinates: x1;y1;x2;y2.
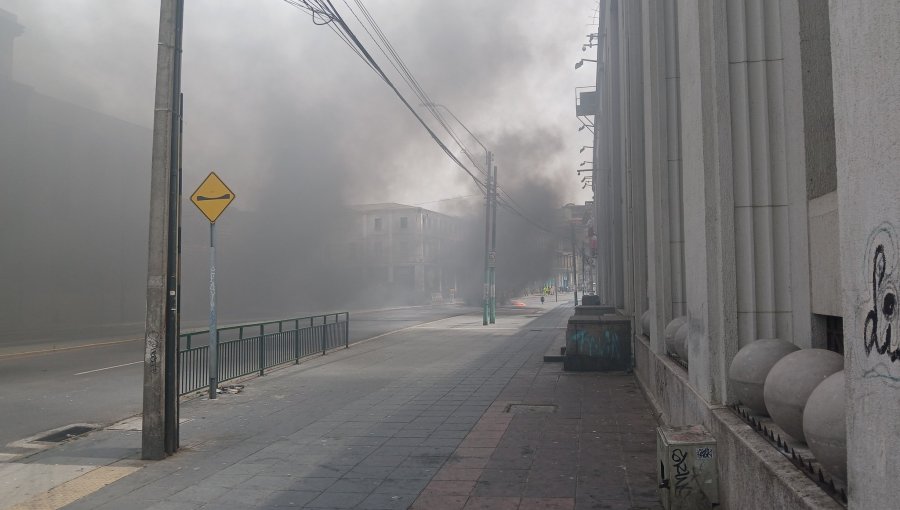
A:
143;0;184;460
489;164;498;324
483;151;492;325
571;222;578;306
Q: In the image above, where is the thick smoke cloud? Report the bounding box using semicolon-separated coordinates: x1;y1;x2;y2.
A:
0;0;593;343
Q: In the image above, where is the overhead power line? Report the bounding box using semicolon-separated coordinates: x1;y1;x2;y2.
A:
280;0;562;238
280;0;486;191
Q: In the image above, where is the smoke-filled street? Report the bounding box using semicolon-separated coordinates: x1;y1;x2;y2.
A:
0;304;479;455
4;0;894;507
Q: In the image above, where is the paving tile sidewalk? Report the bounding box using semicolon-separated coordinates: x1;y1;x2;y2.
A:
412;358;663;510
6;303;661;510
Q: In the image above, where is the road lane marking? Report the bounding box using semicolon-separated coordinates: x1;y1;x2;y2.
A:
8;465;140;510
413;326;521;330
0;338;140;361
74;361;142;376
352;312;472;346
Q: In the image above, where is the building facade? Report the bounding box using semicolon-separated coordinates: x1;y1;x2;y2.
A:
350;203;461;304
552;203;594;294
583;1;899;508
0;9;151;339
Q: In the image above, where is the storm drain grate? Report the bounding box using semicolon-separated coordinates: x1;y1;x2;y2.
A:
505;404;557;414
34;425;95;443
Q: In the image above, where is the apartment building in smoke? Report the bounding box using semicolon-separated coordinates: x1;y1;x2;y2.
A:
350;203;461;304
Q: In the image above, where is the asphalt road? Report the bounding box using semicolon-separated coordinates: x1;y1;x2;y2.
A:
0;304;484;456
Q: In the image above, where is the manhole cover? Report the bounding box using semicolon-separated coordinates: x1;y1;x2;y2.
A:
34;425;94;443
505;404;557;414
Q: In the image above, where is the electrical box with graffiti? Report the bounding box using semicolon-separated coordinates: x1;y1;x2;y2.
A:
563;308;631;371
657;425;719;510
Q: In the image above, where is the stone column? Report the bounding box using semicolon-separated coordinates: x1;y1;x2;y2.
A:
664;0;687;319
830;1;900;505
622;0;647;321
642;0;671;354
677;0;739;403
724;0;812;350
607;0;626;311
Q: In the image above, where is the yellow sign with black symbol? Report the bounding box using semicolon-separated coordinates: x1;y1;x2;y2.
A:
190;172;235;223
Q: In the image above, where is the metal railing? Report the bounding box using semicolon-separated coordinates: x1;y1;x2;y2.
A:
178;312;349;396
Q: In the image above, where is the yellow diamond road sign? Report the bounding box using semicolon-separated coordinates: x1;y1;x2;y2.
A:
191;172;235;223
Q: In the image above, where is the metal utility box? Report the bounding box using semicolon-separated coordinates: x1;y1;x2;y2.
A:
657;425;719;510
581;294;603;306
563;310;631;371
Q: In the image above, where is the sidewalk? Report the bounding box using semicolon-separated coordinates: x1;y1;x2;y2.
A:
4;302;662;510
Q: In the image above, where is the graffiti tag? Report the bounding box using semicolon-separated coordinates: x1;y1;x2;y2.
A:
863;225;899;362
671;448;692;496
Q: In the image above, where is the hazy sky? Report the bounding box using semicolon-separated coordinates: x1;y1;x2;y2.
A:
1;0;597;212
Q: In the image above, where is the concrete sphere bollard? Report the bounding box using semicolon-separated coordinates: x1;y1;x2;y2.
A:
664;316;687;356
640;310;651;337
728;339;799;416
673;322;689;361
803;370;846;483
763;349;843;443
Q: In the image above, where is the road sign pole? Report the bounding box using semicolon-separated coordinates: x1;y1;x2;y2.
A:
208;222;218;399
189;171;235;401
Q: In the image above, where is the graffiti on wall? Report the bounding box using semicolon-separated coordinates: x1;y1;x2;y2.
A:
862;223;899;363
569;328;624;361
671;448;693;497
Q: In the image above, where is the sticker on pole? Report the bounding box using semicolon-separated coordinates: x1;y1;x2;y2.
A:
191;172;235;223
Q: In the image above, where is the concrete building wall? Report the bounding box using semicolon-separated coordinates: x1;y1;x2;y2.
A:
799;0;836;201
584;0;899;507
829;1;900;508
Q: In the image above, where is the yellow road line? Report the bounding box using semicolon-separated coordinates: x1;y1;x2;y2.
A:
9;466;140;510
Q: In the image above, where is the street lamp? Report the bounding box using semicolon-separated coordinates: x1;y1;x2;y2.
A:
579;145;593;153
575;58;597;69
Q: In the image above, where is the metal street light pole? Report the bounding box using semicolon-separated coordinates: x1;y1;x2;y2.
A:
483;151;492;325
422;103;497;326
489;164;498;324
571;222;578;306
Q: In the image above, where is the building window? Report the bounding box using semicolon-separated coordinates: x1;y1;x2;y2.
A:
826;315;844;355
374;218;382;231
400;216;408;229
